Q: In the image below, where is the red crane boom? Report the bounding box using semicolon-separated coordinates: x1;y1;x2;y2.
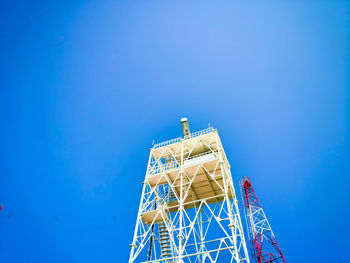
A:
240;177;286;263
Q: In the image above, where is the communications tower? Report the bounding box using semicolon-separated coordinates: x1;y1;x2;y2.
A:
239;177;286;263
129;119;250;263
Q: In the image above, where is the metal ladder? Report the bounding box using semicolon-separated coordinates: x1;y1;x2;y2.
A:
148;187;176;262
159;188;176;262
158;222;173;261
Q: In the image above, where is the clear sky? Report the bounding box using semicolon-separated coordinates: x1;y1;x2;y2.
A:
1;0;349;262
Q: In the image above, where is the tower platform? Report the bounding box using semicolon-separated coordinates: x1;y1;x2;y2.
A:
129;120;250;263
143;128;234;218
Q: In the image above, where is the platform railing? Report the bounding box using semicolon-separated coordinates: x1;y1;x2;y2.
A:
188;127;214;139
148;150;218;176
148;159;180;175
153;137;182;149
185;149;217;161
153;127;214;149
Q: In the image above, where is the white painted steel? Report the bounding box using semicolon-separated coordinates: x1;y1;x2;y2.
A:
129;127;250;263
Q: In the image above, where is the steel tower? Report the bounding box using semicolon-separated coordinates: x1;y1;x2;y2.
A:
129;119;250;263
239;177;286;263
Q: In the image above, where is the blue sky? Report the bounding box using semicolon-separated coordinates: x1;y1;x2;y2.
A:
1;0;349;262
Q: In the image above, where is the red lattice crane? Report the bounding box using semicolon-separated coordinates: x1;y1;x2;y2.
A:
240;177;286;263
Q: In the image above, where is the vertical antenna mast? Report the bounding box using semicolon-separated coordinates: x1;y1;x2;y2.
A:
239;177;286;263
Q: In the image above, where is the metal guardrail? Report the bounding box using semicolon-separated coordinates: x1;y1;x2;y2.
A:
148;159;180;175
153;127;214;149
148;150;218;176
153;137;182;149
189;127;214;139
186;150;216;161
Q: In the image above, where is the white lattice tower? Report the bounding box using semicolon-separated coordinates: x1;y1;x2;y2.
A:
129;120;250;263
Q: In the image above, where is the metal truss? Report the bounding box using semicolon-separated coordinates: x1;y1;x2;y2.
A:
239;177;286;263
129;127;250;263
